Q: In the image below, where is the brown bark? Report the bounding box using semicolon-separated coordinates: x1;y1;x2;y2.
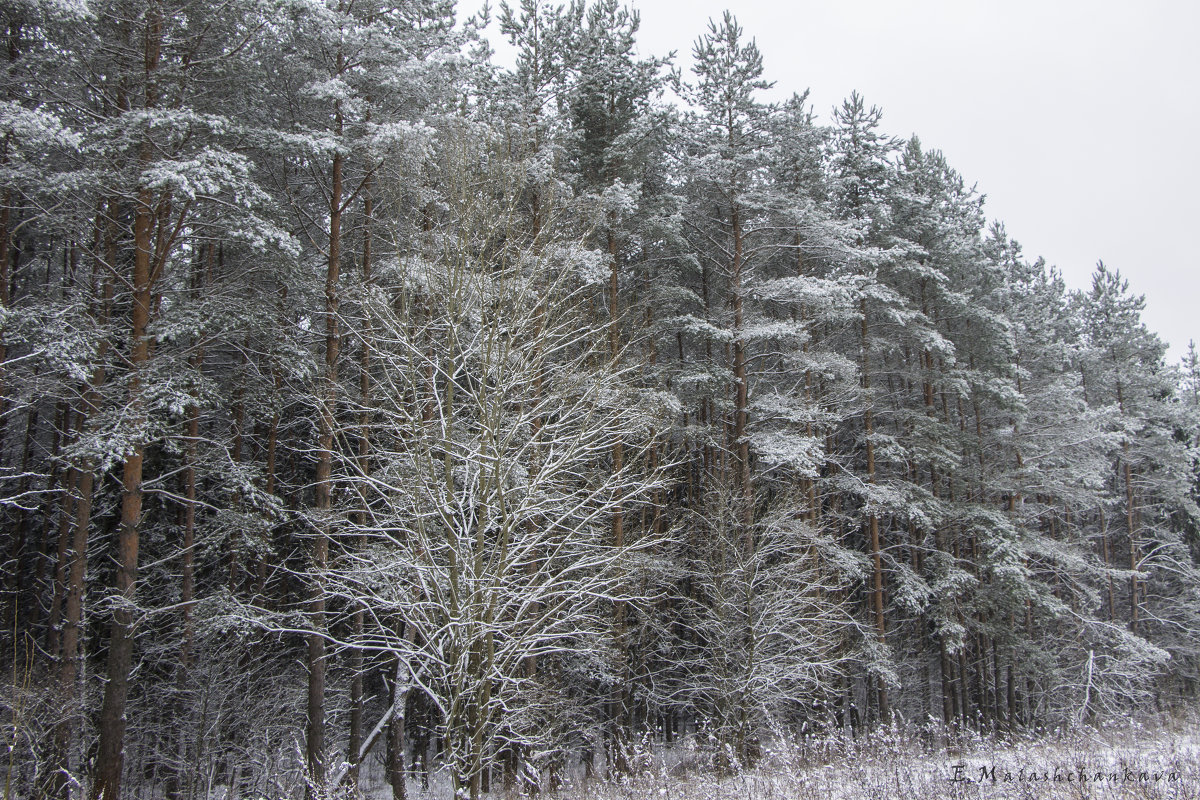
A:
163;246;210;800
54;446;93;800
1006;656;1016;729
1116;382;1140;632
939;640;954;725
44;409;76;661
32;395;68;620
49;203;116;800
991;637;1003;726
860;299;888;718
348;187;374;790
608;229;625;551
731;205;751;539
308;99;344;790
1125;459;1139;632
1100;507;1115;622
10;379;45;625
92;184;156;800
92;5;165;794
604;227;632;770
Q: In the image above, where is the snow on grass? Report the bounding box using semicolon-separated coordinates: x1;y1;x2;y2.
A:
341;715;1199;800
548;717;1200;800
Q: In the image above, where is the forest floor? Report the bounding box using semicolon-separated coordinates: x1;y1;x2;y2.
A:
359;716;1200;800
564;718;1200;800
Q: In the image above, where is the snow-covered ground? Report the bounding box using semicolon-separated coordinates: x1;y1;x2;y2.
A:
553;720;1200;800
313;716;1200;799
344;719;1192;800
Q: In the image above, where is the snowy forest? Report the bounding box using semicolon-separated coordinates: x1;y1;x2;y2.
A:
2;0;1199;797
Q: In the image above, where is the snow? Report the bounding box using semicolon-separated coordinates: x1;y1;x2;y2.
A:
282;718;1200;800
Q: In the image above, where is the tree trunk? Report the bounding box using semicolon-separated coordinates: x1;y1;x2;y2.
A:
164;245;209;800
53;442;93;800
731;205;752;540
92;184;156;800
44;416;76;662
308;114;344;793
92;6;165;793
1117;382;1139;632
1124;464;1139;632
348;187;373;790
860;299;888;718
0;18;19;444
386;687;406;800
50;204;115;799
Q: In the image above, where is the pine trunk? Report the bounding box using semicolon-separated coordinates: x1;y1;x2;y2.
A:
731;206;751;540
92;180;156;800
308;127;343;792
860;299;888;718
348;187;374;790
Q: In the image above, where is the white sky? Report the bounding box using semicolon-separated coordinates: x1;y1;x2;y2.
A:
485;0;1200;361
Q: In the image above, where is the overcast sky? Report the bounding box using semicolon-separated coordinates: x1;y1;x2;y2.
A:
487;0;1200;362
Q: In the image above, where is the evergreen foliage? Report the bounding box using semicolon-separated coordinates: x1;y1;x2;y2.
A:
0;2;1197;798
